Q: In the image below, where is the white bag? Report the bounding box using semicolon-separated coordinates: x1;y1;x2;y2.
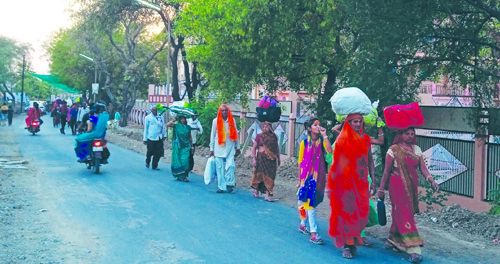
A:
204;157;217;185
330;87;372;116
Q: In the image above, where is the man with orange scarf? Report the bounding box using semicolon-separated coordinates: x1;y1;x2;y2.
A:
209;104;241;193
328;113;376;259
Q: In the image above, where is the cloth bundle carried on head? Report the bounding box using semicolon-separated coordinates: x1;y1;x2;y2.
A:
383;102;424;130
256;95;281;122
330;87;372;116
168;101;195;118
336;100;386;128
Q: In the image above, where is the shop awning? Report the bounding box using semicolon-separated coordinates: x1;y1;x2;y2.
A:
31;74;81;95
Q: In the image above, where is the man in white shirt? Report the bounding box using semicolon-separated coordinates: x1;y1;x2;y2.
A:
187;111;203;171
143;106;167;170
76;103;89;131
209;104;241;193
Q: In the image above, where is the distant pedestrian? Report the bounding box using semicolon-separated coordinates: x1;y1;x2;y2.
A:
250;121;280;202
187;111;202;170
143;106;166;170
69;103;79;135
51;101;60;127
0;103;7;126
209;104;240;193
167;116;192;182
59;101;68;134
378;128;439;263
297;118;332;245
77;103;89;132
7;105;13;126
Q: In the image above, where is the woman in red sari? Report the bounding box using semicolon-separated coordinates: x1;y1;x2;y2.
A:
328;114;376;259
377;128;439;263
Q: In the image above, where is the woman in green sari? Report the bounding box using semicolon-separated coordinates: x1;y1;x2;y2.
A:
167;116;193;182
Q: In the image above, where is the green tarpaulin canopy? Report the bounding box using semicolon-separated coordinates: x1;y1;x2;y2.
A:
31;74;81;94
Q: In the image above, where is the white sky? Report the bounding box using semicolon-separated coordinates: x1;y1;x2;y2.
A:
0;0;74;74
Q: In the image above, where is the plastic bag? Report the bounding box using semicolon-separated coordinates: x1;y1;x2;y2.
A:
204;157;217;185
330;87;372;116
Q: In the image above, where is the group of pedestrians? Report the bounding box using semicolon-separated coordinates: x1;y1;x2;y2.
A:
139;101;437;263
245;109;438;263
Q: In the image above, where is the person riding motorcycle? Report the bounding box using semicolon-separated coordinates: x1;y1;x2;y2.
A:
25;102;43;129
75;104;110;163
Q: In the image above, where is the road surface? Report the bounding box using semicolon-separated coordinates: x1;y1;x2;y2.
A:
13;121;460;264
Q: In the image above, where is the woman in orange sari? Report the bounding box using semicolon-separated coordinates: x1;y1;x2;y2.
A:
328;114;376;259
377;128;439;263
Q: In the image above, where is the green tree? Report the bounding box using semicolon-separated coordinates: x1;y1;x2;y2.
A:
179;0;500;119
0;36;30;105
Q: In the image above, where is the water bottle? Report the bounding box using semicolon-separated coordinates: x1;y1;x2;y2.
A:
377;199;387;226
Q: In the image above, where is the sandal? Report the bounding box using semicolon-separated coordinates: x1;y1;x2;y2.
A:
362;237;373;247
385;241;401;253
182;178;190;182
253;189;259;198
342;247;353;259
348;245;357;255
408;254;423;263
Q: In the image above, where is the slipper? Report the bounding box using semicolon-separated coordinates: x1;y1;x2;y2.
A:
385;241;401;253
342;248;353;259
253;189;259;198
362;237;373;247
408;254;423;263
182;178;190;182
265;197;274;202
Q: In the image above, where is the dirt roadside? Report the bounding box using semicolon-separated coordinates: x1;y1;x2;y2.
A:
0;123;97;263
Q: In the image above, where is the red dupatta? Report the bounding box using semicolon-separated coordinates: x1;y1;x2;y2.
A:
328;121;370;247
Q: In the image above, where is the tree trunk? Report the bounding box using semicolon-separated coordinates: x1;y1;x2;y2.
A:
191;62;200;100
317;68;337;122
171;36;182;101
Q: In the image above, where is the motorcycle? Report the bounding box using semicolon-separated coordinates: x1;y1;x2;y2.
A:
27;120;41;135
82;139;109;174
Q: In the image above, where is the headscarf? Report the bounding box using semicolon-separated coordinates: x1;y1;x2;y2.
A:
345;113;364;134
393;128;417;145
217;104;238;145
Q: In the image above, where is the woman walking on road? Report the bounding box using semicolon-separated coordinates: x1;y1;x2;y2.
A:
250;121;280;202
167;116;193;182
328;114;376;259
59;101;68;134
297;118;333;245
377;128;439;263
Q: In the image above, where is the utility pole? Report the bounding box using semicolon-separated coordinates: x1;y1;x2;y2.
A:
20;54;25;112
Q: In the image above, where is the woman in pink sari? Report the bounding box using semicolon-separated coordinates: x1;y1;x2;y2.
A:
25;102;42;128
377;128;439;263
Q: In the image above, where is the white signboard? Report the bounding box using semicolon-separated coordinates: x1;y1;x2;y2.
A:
92;83;99;94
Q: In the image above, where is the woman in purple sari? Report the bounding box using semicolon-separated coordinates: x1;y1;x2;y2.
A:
377;128;439;263
296;118;333;245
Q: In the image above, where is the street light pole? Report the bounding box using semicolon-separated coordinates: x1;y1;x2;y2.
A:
79;53;98;103
21;54;25;112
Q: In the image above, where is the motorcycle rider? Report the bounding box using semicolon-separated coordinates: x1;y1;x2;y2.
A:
75;104;110;163
25;102;42;129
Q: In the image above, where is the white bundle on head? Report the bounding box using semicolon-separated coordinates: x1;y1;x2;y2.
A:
329;87;372;116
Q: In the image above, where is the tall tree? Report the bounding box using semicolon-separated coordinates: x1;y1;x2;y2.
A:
0;36;30;105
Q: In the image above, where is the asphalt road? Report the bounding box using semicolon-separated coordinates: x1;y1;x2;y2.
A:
15;121;450;264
